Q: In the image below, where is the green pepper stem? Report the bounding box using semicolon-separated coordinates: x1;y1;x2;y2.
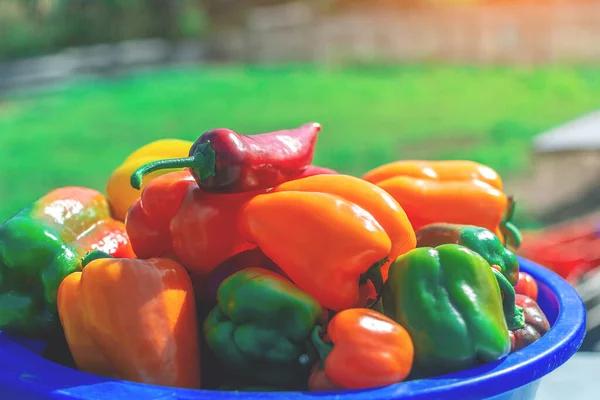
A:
492;268;525;330
360;257;387;308
81;250;114;268
129;141;215;190
311;326;332;364
500;196;522;249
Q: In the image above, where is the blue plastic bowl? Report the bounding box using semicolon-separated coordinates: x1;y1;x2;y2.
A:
0;257;586;400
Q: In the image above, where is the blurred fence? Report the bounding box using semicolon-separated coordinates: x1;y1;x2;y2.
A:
0;39;206;91
3;1;600;91
214;1;600;65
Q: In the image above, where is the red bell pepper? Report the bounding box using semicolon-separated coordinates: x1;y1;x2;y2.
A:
126;171;260;276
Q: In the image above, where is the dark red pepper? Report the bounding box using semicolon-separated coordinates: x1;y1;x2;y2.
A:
509;294;550;353
131;123;322;193
191;248;290;309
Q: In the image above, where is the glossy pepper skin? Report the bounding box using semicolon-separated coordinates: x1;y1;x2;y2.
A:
363;160;503;189
416;223;520;285
126;170;259;276
514;271;539;301
383;244;513;376
248;174;416;302
107;139;192;221
57;251;201;389
271;174;415;282
131;123;321;193
204;267;323;389
363;160;521;249
309;308;414;390
0;187;134;337
239;176;410;311
509;294;550;353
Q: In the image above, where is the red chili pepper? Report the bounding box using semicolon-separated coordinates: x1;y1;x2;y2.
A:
514;271;538;301
130;123;322;193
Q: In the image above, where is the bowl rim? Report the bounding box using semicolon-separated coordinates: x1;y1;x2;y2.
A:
0;256;587;400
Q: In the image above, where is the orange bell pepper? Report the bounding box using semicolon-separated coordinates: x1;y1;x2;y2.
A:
309;308;414;390
271;174;416;282
363;160;503;189
239;174;415;311
57;251;201;389
125;170;260;276
363;160;520;248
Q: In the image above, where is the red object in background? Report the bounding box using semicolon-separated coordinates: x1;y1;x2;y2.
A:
519;220;600;284
514;272;538;301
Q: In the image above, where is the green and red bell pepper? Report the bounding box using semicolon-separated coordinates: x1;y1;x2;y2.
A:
0;187;134;337
416;223;520;285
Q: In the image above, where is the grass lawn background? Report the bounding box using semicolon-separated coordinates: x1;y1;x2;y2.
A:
1;64;600;223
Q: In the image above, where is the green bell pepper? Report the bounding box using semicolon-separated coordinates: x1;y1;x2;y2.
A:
416;223;520;285
204;267;323;389
0;187;113;337
383;244;518;376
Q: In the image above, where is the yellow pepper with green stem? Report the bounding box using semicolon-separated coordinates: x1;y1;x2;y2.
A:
106;139;192;220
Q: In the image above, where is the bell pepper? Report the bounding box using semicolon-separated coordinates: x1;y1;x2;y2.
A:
131;123;321;193
416;223;520;285
106;139;193;221
240;191;389;312
509;294;550;353
514;271;539;301
126;170;259;276
363;160;503;189
382;244;516;376
362;160;521;248
238;175;415;311
309;308;414;390
0;187;134;337
57;251;201;389
203;267;323;389
270;174;416;283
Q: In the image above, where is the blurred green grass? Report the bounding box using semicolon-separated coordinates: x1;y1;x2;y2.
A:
1;64;600;222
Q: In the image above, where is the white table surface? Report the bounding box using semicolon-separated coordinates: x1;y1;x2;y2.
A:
535;352;600;399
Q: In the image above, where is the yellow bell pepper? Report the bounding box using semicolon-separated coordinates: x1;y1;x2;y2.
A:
106;139;192;221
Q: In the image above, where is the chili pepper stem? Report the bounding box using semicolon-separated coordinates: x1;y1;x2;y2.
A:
130;142;216;190
492;268;525;330
500;197;522;249
81;250;114;268
311;326;332;367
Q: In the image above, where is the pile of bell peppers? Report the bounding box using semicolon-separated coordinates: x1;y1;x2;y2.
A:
0;123;551;391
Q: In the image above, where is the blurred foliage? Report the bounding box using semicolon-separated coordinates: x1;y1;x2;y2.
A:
1;64;600;222
0;0;208;60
